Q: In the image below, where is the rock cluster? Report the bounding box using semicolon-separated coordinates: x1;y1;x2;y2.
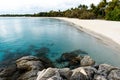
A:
0;56;53;80
56;51;95;68
0;55;120;80
36;64;120;80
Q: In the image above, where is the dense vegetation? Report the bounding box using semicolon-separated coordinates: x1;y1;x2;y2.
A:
0;0;120;21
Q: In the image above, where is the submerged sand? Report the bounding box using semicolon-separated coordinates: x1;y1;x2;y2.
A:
53;17;120;51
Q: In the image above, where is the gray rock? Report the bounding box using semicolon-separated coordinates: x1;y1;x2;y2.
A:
36;68;72;80
16;56;44;71
17;70;38;80
70;67;88;80
70;71;87;80
58;68;72;80
0;65;17;77
97;64;117;76
80;56;95;66
108;69;120;80
94;75;107;80
48;71;63;80
83;66;97;79
36;68;58;80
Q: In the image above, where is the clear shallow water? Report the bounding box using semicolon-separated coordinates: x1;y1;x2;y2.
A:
0;17;120;67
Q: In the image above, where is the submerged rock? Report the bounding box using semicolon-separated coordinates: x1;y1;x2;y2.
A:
35;47;50;57
80;56;95;66
60;52;78;61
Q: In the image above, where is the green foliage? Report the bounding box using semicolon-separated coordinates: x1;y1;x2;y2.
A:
105;8;120;21
0;0;120;21
79;11;96;19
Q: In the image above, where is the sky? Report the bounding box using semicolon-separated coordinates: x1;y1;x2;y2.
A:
0;0;102;14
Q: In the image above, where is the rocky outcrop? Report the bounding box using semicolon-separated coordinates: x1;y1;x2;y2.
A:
36;66;97;80
36;64;120;80
16;56;54;80
0;56;54;80
0;54;120;80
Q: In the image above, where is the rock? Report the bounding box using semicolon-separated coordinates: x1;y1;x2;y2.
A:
36;68;58;80
16;56;40;61
58;68;72;80
70;66;97;80
70;71;87;80
17;70;38;80
0;64;20;80
16;56;44;71
97;64;117;76
80;56;95;66
47;71;63;80
60;53;78;61
83;66;97;79
35;47;50;57
68;55;83;69
36;68;72;80
70;67;88;80
57;53;82;69
108;69;120;80
94;75;107;80
0;65;17;77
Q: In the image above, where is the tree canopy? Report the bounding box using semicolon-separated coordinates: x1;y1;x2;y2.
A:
0;0;120;21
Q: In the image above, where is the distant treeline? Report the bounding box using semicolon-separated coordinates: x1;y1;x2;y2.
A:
0;0;120;21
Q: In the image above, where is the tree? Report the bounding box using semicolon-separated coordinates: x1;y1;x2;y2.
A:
105;0;120;20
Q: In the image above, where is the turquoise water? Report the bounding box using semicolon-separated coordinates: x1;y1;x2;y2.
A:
0;17;120;67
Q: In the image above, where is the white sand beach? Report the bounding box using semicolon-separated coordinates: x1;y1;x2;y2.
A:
53;17;120;50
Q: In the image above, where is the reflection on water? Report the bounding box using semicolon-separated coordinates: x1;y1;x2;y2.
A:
0;17;120;67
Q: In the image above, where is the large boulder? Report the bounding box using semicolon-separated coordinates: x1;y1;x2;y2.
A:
36;68;58;80
108;69;120;80
58;68;72;80
83;66;97;79
70;67;88;80
80;56;95;66
16;56;44;71
97;64;117;77
70;66;97;80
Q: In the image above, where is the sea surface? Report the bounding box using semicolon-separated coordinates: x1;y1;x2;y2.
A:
0;17;120;67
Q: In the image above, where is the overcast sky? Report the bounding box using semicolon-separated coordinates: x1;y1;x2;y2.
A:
0;0;102;14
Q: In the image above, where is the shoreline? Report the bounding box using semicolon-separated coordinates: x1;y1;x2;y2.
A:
52;17;120;52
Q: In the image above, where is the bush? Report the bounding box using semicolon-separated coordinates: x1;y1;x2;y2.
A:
105;8;120;21
79;11;96;19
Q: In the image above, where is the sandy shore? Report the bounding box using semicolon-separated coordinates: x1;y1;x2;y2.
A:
53;17;120;51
